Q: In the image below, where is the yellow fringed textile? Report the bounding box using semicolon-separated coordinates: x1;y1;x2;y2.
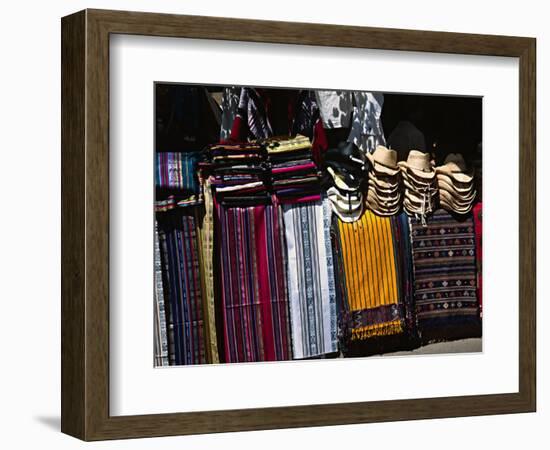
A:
350;320;403;341
337;210;403;339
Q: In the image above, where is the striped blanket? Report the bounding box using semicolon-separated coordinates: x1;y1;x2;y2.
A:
157;208;207;365
216;203;292;363
410;209;481;342
154;222;170;367
282;199;338;359
335;210;404;341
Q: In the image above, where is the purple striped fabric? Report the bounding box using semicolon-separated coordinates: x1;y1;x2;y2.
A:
215;201;292;363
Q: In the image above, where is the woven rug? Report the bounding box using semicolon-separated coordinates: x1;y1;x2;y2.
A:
410;209;481;343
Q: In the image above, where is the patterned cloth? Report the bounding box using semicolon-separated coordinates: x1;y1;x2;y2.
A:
216;203;292;363
156;152;201;194
220;87;241;142
197;178;219;363
157;208;207;365
473;202;482;317
283;199;338;359
336;210;403;341
315;90;386;154
409;209;481;342
230;89;319;141
154;222;170;366
391;212;418;339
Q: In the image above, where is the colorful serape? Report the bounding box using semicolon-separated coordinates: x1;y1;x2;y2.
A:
409;209;481;343
157;208;207;365
473;202;482;317
154;222;170;367
283;199;338;359
156;152;201;193
336;210;403;341
157;229;176;365
216;203;292;363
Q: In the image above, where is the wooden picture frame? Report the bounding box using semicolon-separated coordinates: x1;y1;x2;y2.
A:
61;8;536;441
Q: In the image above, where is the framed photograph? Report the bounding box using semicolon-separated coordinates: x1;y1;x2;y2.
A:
61;9;536;441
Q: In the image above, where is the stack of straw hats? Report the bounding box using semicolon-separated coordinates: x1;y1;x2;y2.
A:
435;153;476;214
365;145;401;216
397;150;437;219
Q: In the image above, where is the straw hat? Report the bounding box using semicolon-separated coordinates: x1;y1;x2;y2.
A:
369;172;400;191
366;145;399;176
437;174;474;194
398;150;435;180
439;189;476;207
366;195;401;216
367;187;401;207
440;199;473;214
435;153;474;183
368;178;400;195
328;190;365;222
326;166;360;192
403;197;435;215
327;187;363;211
405;189;437;205
402;176;437;194
368;184;401;200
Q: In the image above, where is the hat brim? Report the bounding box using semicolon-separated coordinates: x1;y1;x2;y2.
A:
367;191;402;208
331;201;364;222
368;187;400;203
401;167;436;185
368;173;400;190
402;177;438;194
368;180;400;195
366;197;401;215
437;175;474;194
327;186;361;202
407;167;436;180
405;190;437;205
327;167;360;192
403;198;435;214
439;187;477;203
440;199;473;214
370;162;399;176
328;195;363;211
435;166;474;183
439;190;476;208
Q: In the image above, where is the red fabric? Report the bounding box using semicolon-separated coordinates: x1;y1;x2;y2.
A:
311;118;328;165
473;202;482;317
271;162;317;175
253;206;276;361
228;115;248;143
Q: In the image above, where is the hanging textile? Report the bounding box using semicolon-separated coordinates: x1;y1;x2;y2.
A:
219;87;241;142
315;90;385;154
157;208;207;365
197;177;219;363
473;202;483;318
155;152;201;194
216;203;292;363
157;227;176;365
391;212;418;340
154;221;170;367
409;209;481;343
283;199;338;359
336;210;403;341
348;92;386;154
